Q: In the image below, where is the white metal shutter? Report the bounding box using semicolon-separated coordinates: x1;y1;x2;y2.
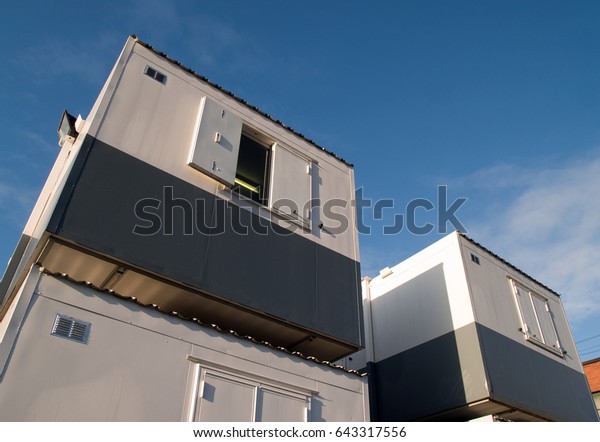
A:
256;387;308;422
531;294;560;348
197;372;256;422
269;143;311;227
188;96;243;187
514;285;542;340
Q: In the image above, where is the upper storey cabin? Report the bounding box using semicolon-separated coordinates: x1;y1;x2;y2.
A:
0;36;362;362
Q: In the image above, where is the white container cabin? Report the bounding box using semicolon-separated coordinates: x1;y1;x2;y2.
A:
0;36;367;421
344;232;598;421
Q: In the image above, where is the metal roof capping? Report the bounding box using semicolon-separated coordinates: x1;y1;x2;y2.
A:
41;268;365;377
132;35;354;168
459;232;562;298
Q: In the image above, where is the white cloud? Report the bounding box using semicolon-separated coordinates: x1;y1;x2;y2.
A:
117;0;268;75
13;1;267;85
179;15;269;77
463;149;600;322
127;0;182;27
0;173;37;227
14;128;56;153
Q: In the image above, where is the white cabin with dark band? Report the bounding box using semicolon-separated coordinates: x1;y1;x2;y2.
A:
0;36;367;421
343;232;598;422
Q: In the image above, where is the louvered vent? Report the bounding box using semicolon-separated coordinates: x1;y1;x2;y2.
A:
51;314;91;344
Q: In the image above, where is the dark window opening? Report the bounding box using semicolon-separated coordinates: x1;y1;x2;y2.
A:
471;253;480;265
144;65;167;84
234;133;270;204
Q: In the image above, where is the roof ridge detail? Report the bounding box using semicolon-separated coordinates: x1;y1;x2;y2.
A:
458;231;561;298
130;35;354;168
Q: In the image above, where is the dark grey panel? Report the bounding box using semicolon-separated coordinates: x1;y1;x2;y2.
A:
365;362;379;422
371;320;599;422
0;234;31;310
202;198;318;329
315;247;362;344
478;324;599;422
46;136;361;351
47;135;95;234
48;136;214;288
370;322;487;421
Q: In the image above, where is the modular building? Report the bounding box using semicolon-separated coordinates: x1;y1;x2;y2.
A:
343;232;598;421
1;35;595;423
0;36;367;421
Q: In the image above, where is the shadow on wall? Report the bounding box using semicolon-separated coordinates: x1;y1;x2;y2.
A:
368;264;471;421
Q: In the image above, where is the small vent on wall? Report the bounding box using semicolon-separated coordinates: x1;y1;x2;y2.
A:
51;314;91;344
470;253;481;265
144;65;167;84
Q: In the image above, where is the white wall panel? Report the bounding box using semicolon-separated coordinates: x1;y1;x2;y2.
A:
0;271;368;421
257;388;308;422
365;233;474;361
270;143;311;226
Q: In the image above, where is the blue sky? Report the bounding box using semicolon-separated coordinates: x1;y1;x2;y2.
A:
1;1;600;360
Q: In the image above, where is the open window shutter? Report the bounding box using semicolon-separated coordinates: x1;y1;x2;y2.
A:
269;143;311;227
532;295;561;349
514;284;542;339
188;96;242;187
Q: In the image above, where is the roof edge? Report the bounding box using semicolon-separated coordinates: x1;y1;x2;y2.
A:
458;231;562;298
129;35;354;168
41;268;365;377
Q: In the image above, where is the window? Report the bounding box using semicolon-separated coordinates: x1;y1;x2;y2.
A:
233;133;271;204
188;96;313;227
470;253;480;265
510;279;563;356
185;363;311;422
144;65;167;84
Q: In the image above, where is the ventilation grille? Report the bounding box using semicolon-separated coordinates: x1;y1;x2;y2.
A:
51;314;91;344
144;65;167;84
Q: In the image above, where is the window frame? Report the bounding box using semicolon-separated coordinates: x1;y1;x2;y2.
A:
184;360;312;422
231;127;314;230
188;97;315;230
509;278;564;357
233;130;272;205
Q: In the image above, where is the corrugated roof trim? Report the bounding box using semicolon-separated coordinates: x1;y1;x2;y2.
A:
459;231;561;298
40;268;365;377
131;35;353;168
